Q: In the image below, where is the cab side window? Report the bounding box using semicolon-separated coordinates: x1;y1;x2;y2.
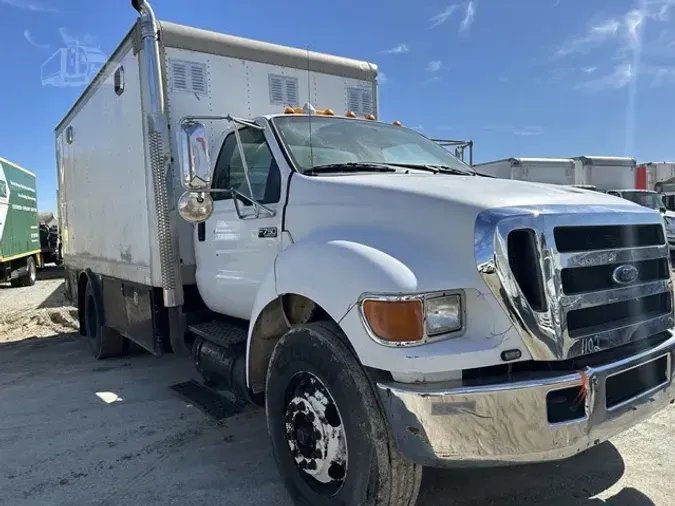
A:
0;180;6;199
212;127;281;204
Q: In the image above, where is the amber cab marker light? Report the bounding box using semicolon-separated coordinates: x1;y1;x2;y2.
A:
392;120;403;127
365;113;376;120
362;299;424;343
345;110;357;118
283;106;296;114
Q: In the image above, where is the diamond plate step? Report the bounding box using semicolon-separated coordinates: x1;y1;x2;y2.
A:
187;321;247;348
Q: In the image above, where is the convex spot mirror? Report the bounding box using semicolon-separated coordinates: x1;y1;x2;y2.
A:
178;191;214;223
180;121;212;191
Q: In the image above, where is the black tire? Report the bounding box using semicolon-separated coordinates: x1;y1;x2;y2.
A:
10;256;37;287
84;282;124;359
266;321;422;506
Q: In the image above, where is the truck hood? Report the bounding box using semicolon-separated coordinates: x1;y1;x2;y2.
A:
292;173;645;211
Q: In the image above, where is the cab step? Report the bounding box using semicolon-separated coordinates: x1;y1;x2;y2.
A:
187;320;247;349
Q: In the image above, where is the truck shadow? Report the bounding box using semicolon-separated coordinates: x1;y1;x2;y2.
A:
37;264;65;281
417;441;650;505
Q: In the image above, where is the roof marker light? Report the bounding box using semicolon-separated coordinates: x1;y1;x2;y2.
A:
392;120;403;127
345;111;357;118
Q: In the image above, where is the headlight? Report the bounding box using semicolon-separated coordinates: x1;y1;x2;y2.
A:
425;294;462;336
360;291;464;346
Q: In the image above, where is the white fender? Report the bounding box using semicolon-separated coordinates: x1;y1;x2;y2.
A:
246;225;528;382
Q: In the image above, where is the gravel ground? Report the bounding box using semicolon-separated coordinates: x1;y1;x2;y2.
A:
0;271;674;505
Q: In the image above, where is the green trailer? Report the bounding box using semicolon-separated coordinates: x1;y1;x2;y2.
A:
0;156;42;287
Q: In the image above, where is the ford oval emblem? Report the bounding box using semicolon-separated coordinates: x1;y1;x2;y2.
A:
612;264;639;285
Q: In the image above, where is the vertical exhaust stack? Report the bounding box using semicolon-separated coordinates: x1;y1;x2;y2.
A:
132;0;183;309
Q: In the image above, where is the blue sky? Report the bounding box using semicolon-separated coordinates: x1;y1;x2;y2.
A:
2;0;675;212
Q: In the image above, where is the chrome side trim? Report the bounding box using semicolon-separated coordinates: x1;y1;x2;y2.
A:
558;244;669;269
377;330;675;467
474;204;671;361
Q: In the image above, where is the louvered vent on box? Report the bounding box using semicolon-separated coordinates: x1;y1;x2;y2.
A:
269;74;299;106
170;60;208;94
347;87;374;116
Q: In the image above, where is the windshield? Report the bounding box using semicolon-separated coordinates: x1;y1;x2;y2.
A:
621;191;665;211
271;116;472;175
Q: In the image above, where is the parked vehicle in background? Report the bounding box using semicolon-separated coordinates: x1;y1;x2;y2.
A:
55;2;675;504
638;162;675;193
473;157;576;185
573;156;637;190
0;156;42;287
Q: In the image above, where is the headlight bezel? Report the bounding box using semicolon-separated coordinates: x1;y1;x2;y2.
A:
358;289;466;347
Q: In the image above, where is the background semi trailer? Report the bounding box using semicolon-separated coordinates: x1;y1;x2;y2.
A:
472;157;576;185
56;1;675;504
0;156;41;287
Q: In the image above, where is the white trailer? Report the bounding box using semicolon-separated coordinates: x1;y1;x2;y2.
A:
56;2;675;504
639;162;675;192
573;156;637;189
473;157;577;186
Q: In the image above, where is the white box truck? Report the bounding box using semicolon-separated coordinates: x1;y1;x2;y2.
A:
473;157;577;186
56;2;675;504
639;162;675;193
573;156;637;190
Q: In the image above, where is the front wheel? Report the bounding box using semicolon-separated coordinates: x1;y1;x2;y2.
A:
10;256;37;287
266;321;422;506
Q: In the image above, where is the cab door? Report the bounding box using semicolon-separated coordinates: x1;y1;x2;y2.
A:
194;125;284;319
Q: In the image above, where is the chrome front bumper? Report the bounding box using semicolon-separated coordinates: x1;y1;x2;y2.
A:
377;332;675;468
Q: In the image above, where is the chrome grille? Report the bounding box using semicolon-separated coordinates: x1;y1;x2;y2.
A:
475;205;674;361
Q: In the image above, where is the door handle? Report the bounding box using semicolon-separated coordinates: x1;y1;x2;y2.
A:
198;222;205;242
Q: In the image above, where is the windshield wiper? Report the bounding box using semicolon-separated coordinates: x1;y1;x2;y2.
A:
303;162;397;175
383;163;474;176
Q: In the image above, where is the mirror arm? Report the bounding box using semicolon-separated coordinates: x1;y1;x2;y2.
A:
230;189;276;219
231;124;258;218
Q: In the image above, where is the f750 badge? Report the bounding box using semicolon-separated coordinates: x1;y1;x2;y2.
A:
258;227;278;238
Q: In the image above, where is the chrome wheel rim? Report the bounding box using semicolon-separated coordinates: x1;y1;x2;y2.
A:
283;371;347;496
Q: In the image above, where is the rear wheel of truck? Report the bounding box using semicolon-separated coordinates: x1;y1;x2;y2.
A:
84;282;124;359
266;322;422;506
10;256;37;288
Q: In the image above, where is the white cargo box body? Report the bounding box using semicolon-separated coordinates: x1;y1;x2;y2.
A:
638;162;675;191
573;156;637;190
473;158;576;185
56;21;378;288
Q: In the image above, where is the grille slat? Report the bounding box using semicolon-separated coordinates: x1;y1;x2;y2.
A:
554;224;664;253
566;292;672;338
561;258;669;294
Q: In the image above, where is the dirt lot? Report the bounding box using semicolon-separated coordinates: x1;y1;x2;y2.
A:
0;270;674;505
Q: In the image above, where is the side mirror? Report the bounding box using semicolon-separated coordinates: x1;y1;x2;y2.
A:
179;121;212;191
178;190;214;223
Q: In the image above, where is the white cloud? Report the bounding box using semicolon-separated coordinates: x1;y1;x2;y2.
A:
429;4;461;28
460;1;476;33
577;62;634;90
426;60;442;72
23;29;49;48
513;126;543;136
378;72;388;84
582;66;597;74
423;76;441;85
380;43;409;55
0;0;55;12
482;125;543;136
411;125;424;132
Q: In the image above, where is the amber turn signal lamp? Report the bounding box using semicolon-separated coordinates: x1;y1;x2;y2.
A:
362;299;424;343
